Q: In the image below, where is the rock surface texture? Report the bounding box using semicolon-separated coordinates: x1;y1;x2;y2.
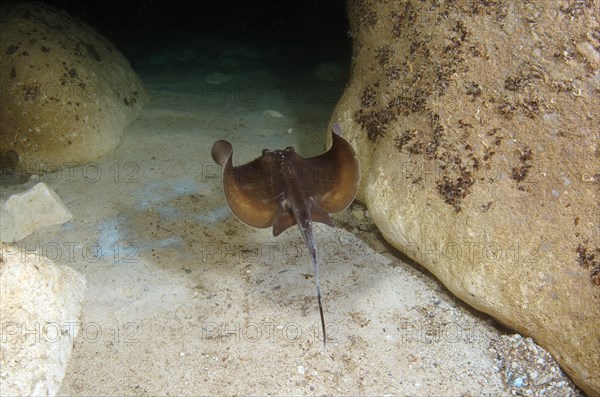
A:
0;182;72;242
0;1;148;171
0;243;86;396
331;1;599;395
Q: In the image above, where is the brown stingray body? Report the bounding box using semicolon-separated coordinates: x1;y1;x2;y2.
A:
211;123;359;345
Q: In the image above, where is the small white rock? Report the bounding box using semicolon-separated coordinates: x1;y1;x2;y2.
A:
205;72;233;85
0;182;72;242
263;109;285;118
352;209;365;220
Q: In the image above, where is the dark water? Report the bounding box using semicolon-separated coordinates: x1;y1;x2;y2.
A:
30;0;352;77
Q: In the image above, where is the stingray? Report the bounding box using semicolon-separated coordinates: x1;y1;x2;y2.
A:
211;123;359;345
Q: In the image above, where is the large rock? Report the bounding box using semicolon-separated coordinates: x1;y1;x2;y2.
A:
0;1;148;172
331;1;599;395
1;182;72;242
0;243;86;396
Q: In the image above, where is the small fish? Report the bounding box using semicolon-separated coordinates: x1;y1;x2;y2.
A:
211;123;359;346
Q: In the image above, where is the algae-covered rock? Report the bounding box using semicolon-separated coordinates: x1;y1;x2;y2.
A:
0;2;149;172
331;1;600;395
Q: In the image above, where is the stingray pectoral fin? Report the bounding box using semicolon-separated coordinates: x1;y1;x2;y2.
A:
311;205;335;227
306;126;360;214
211;140;233;167
272;211;297;236
215;144;281;229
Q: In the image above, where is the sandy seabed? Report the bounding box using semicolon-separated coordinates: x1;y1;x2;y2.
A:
2;57;583;396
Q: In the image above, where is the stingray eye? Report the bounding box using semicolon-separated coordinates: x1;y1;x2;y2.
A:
262;149;271;156
285;146;294;151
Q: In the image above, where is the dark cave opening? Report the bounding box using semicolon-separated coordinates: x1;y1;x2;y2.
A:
28;0;352;81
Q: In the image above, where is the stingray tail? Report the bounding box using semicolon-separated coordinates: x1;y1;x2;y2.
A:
297;215;327;347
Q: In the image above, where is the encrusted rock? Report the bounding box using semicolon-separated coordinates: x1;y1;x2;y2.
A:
331;1;599;395
0;1;149;172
